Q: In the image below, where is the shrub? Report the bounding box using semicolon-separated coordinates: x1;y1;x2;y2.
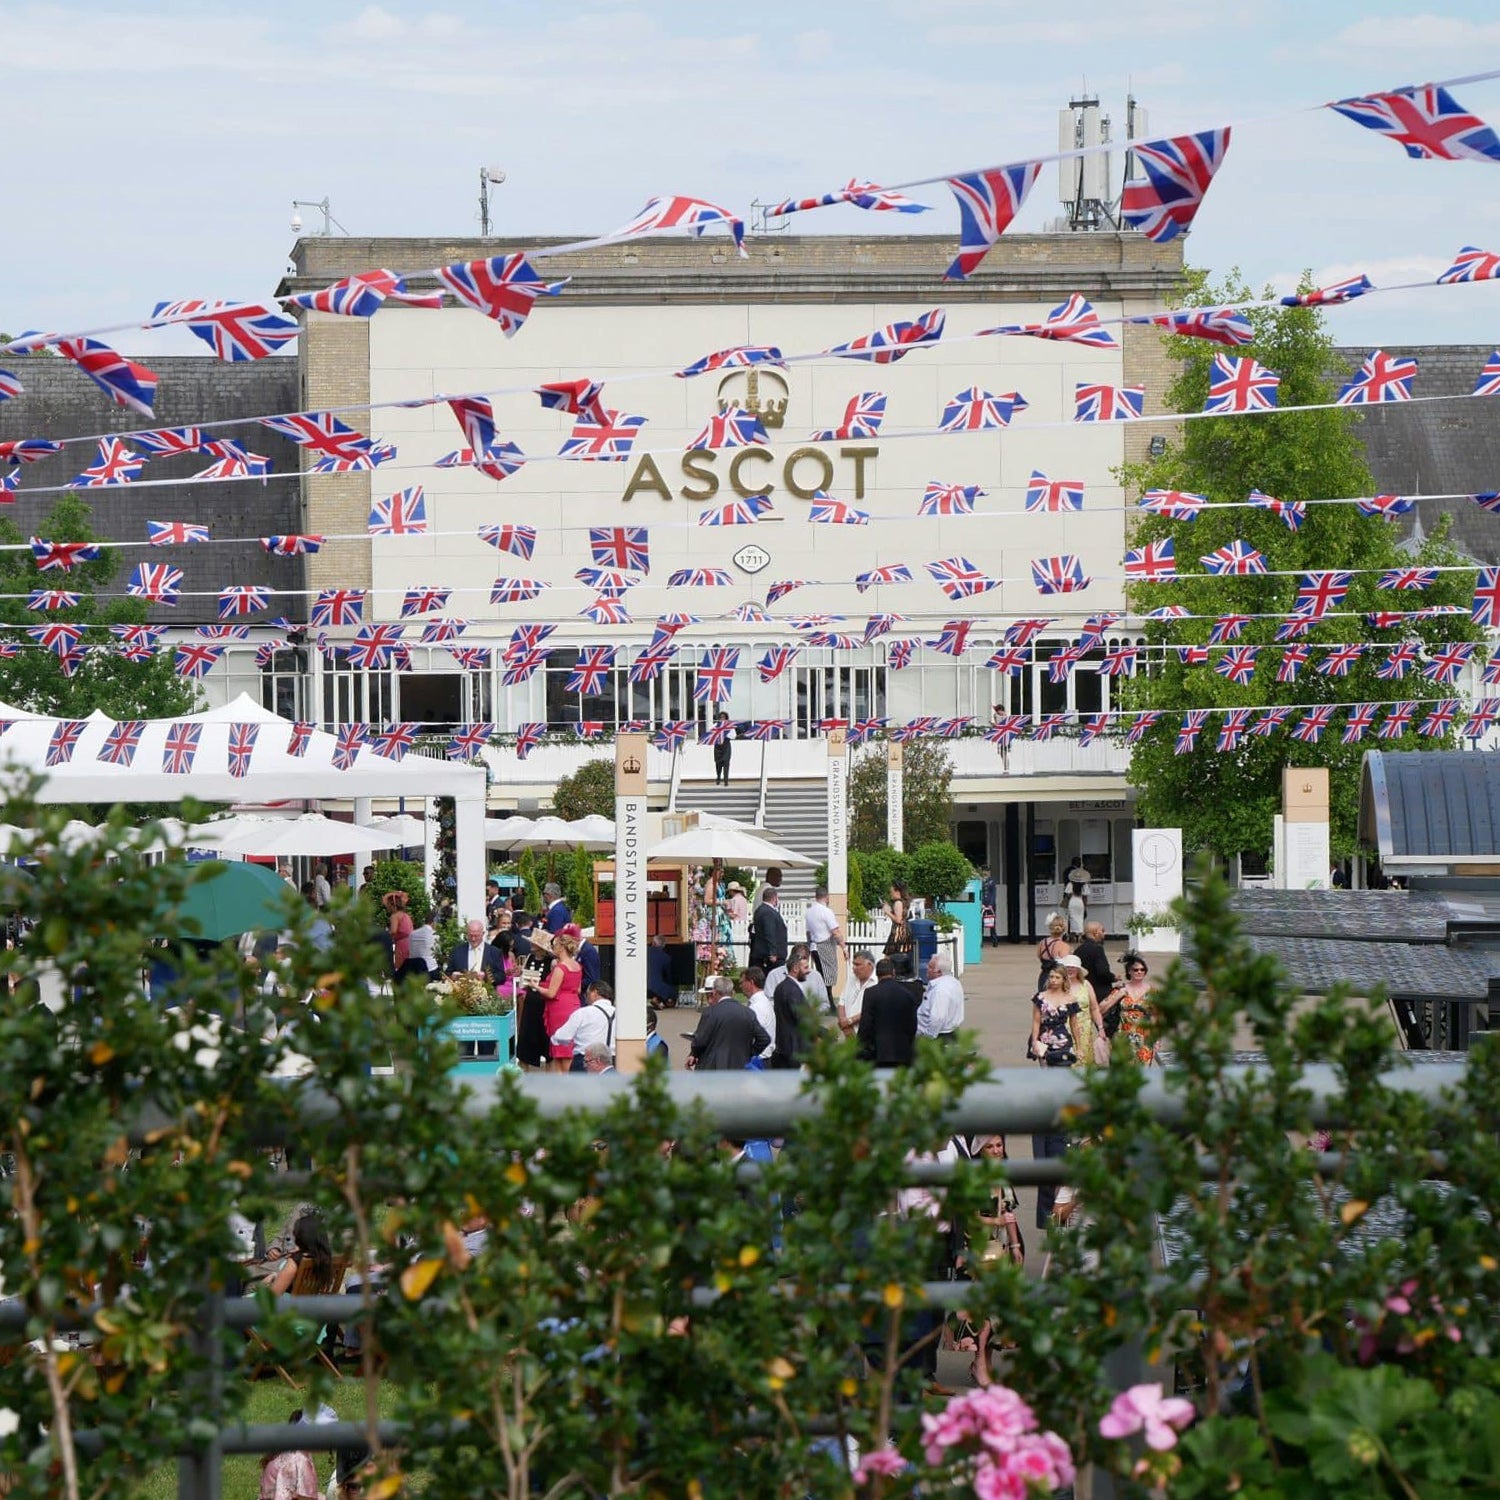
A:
908;840;973;909
550;758;615;821
361;857;431;923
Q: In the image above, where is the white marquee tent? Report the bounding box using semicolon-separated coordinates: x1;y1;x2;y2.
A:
0;694;489;919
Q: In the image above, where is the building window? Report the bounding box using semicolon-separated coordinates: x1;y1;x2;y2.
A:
321;669;393;729
259;648;307;721
397;671;489;731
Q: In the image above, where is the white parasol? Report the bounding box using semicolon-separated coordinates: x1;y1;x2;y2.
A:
647;826;817;868
365;813;429;847
212;812;404;858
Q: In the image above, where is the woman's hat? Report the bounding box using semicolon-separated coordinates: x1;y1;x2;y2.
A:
1056;953;1083;969
381;890;408;910
727;881;744;894
560;922;584;940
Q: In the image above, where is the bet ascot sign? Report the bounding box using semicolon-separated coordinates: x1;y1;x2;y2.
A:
620;368;876;504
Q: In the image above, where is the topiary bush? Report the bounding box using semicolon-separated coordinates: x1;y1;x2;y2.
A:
361;857;432;923
907;840;973;909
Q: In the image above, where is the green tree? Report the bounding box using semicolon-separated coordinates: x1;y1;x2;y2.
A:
550;758;615;821
0;495;197;719
1119;270;1483;860
907;840;973;908
849;739;953;853
361;858;432;923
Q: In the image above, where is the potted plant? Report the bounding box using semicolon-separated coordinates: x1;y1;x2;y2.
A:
430;971;516;1074
1127;905;1180;954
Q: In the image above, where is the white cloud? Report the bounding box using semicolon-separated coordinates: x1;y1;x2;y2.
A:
1331;13;1500;51
351;5;406;40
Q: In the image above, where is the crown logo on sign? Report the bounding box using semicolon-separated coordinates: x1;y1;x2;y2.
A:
622;755;642;776
716;369;788;429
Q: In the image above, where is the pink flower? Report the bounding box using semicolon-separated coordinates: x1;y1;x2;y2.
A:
853;1447;906;1485
1098;1384;1196;1451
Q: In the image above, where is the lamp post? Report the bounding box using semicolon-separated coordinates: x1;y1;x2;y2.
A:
289;197;348;236
478;167;506;237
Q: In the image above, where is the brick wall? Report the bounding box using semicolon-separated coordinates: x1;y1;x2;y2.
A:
298;314;371;592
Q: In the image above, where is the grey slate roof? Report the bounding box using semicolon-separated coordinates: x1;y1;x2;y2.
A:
1361;749;1500;864
1230;889;1453;942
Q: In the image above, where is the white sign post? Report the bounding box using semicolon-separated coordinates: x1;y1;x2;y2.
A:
613;732;649;1072
1131;828;1183;954
886;740;903;852
827;727;848;990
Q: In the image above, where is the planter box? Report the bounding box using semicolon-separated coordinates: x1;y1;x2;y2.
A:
445;1012;516;1076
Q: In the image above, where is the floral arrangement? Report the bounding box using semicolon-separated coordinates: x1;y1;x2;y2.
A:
890;1385;1073;1497
428;972;511;1016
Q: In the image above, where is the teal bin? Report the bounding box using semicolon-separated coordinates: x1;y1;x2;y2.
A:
446;1012;517;1076
942;879;985;966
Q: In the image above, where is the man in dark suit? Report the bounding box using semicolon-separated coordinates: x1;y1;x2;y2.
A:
748;888;788;971
856;957;920;1067
771;945;815;1070
542;882;572;934
1073;921;1118;1034
688;978;771;1070
446;918;507;985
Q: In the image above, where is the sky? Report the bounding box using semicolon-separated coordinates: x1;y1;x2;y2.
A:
7;0;1500;353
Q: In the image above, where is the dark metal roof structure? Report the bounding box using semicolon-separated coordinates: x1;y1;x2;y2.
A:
1360;750;1500;871
1231;889;1453;943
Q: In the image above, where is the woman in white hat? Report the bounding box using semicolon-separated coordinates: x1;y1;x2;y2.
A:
1056;952;1107;1068
724;880;749;923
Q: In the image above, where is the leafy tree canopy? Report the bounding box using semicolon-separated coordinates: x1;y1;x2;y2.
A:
549;758;615;821
850;739;953;853
1119;269;1483;861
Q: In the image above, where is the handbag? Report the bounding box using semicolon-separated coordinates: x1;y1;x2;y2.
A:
1092;1034;1112;1067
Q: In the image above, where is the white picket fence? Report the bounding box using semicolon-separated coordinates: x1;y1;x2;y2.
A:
726;902;963;975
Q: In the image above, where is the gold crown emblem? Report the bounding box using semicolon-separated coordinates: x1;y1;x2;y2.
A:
622;754;642;776
716;369;788;430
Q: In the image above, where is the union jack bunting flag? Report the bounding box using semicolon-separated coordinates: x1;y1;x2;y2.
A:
31;539;100;572
1439;246;1500;284
675;345;786;379
1377;643;1421;680
1462;698;1500;737
589;526;650;572
629;647;676;684
1208;614;1252;645
174;643;223;678
1074;383;1144;421
939;386;1028;431
768;178;930;217
699;718;736;746
855;564;915;595
1424;641;1476;683
1138;489;1205;520
985;715;1027;747
566;646;616;694
148;520;211;546
1473;567;1500;627
56;648;88;677
1246;490;1305;531
731;602;771;624
367;723;420;762
225;722;260;779
287;268;444;317
824;309;945;363
981;293;1119;350
1291;705;1336;744
810;391;887;441
1342;703;1379;743
1277;645;1312;683
891;717;938;744
919;481;984;516
582;597;632;625
260;534;323;556
1177;647;1209;665
926;556;997;599
28;590;78;611
698;496;772;526
1318;643;1366;677
1124;539;1176;580
330;723;368;771
575;568;637;593
490;578;547;605
311;589;366;626
195;451;270;481
1101;644;1139;677
262;411;373;462
558;408;647;461
1048;646;1084;683
864;613;906;641
668;567;733;587
196;624;250;640
651;613;697;638
945;162;1042;279
46;720;88;766
0;439;63;464
766;580;805;604
501;648;550;685
1275;615;1316;642
887;640;915;670
849;717;889;746
757;645;799;682
1378;702;1417;740
651;721;693;751
1119;129;1232;242
448;647;490;672
1281;274;1373;307
434;448;473;469
1330;84;1500;162
1031;713;1071;742
1175;710;1210;755
0;468;19;493
54;337;158;416
506;623;555;659
1216;709;1254;751
1215;647;1258;685
1337;351;1419;405
605;195;745;253
1204;353;1280;413
127;563;183;603
0;370;21;401
1030;555;1090;595
281;721;313;758
926;619;974;656
1080;613;1122;648
1418;699;1461;738
688;406;767;450
311;448;387;476
745;720;791;741
160;721;202;773
1378;567;1438;591
252;643;280;670
402;588;451;618
345;624;407;671
99;720;145;767
111;622;162;653
368;487;428;536
446;723;494;761
1004;618;1053;646
1294;571;1352;619
1124;710;1164;745
535;378;606;420
694;647;740;704
1024;471;1084;513
1365;611;1407;631
449;396;498;454
434;253;567;334
133;427;205;456
788;614;844;632
471;441;527;482
479;523;538;559
808;495;869;525
71;438;144;487
512;723;546;760
1201;540;1267;575
1472;352;1500;397
1144;604;1190;621
1249;706;1294;737
1078;714;1113;748
1144;306;1254;347
151;299;300;361
1356;492;1416;517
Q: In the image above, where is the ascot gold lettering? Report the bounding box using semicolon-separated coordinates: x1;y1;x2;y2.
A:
620;444;876;503
621;453;672;503
680;449;719;501
783;447;835;500
728;447;773;498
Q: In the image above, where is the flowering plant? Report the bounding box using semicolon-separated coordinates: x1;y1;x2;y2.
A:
916;1385;1074;1499
428;972;510;1016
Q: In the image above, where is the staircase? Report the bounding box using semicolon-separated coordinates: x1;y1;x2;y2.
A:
673;780;830;898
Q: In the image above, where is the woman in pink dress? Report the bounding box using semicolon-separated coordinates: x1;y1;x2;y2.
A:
539;932;583;1073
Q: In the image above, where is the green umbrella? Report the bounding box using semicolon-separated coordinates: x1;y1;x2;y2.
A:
168;860;292;941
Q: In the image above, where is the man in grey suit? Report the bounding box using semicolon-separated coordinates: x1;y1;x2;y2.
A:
748;888;788;971
687;977;772;1071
